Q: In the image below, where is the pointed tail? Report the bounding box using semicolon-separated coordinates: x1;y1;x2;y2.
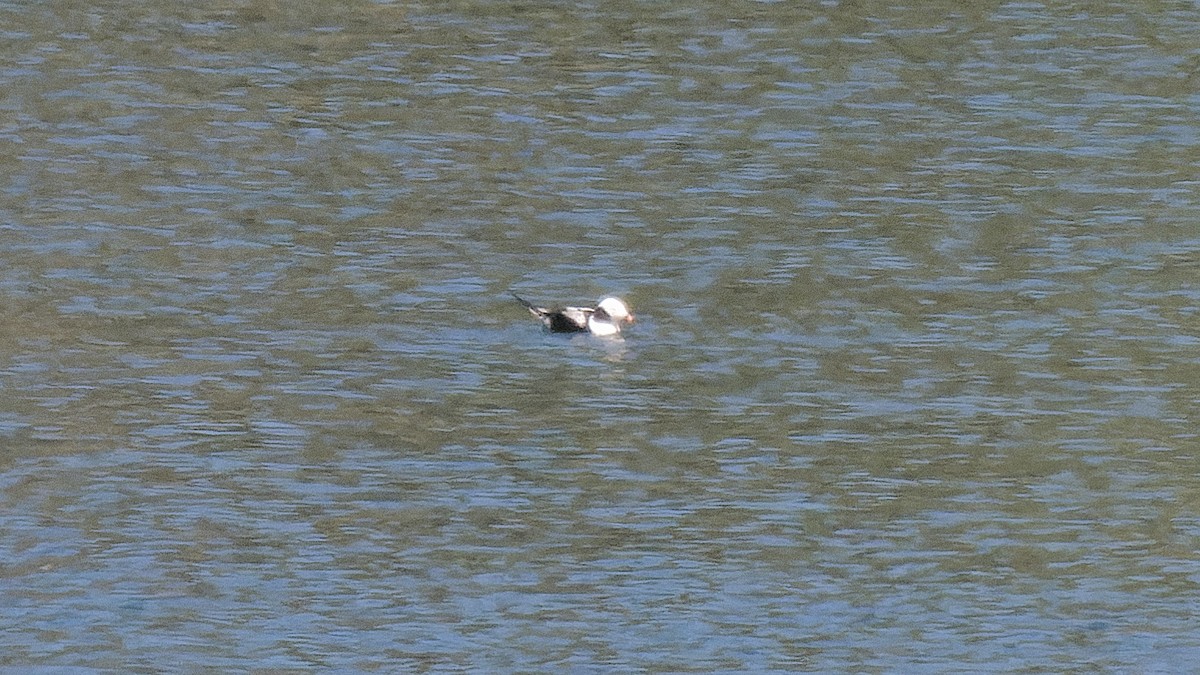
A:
511;292;545;317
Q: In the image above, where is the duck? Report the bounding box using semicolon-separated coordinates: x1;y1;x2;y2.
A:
512;294;634;336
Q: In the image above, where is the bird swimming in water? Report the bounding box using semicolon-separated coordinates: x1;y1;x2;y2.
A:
512;294;634;337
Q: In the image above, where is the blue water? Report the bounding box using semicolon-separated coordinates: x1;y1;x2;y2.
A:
3;0;1200;671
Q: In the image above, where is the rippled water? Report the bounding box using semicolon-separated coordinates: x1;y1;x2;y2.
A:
3;0;1200;670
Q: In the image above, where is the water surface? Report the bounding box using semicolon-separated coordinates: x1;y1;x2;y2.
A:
2;0;1200;671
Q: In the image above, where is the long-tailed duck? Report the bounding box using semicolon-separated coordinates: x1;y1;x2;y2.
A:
513;294;634;336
